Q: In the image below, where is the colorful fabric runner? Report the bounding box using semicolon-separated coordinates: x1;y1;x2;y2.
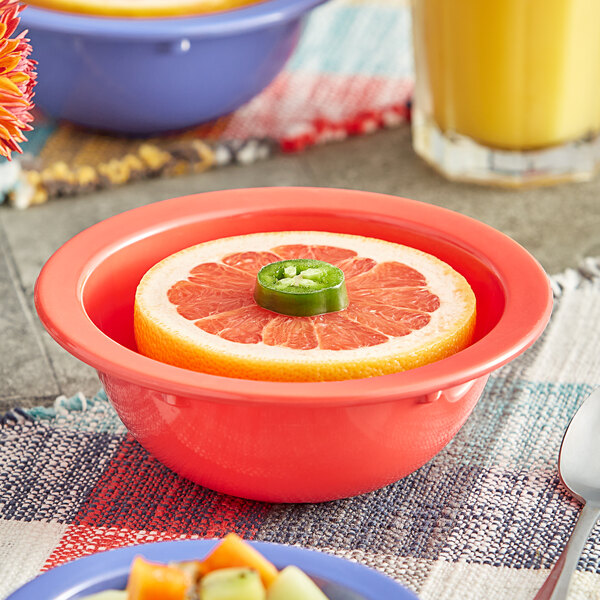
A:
7;0;413;208
2;259;600;599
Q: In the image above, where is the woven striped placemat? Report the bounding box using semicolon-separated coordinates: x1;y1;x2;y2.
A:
1;259;600;599
1;0;413;208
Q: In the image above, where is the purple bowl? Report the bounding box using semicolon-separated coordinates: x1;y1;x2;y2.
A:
19;0;325;134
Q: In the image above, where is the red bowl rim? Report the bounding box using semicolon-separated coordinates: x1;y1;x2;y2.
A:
34;187;553;406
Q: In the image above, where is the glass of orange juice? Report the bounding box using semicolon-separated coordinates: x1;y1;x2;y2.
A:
411;0;600;187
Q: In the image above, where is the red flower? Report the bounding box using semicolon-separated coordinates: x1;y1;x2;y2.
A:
0;0;36;159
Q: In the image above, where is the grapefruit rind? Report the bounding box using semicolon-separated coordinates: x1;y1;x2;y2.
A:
134;231;477;382
22;0;266;17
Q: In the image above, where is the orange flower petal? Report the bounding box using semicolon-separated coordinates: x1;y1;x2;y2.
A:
9;71;29;84
0;74;19;94
0;38;18;55
0;122;12;138
0;0;36;158
0;52;21;74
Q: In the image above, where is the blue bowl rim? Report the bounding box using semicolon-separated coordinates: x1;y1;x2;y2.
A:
19;0;328;39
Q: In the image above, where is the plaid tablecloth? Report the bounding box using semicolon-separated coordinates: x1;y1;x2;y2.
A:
1;258;600;599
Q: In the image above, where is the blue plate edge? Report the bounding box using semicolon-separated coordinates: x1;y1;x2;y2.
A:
5;539;418;600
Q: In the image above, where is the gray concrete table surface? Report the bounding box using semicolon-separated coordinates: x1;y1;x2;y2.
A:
1;125;599;413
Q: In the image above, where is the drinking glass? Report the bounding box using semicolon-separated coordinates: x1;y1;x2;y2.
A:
411;0;600;187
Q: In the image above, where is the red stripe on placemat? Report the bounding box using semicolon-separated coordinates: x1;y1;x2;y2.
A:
42;435;272;569
42;525;192;570
220;71;413;147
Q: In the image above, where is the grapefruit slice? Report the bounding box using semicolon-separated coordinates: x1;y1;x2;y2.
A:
22;0;265;18
134;231;476;382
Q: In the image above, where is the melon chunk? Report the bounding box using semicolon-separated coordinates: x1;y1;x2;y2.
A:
199;567;266;600
126;556;189;600
266;565;329;600
199;533;278;588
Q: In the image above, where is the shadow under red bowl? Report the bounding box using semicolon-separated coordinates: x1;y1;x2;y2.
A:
34;188;553;503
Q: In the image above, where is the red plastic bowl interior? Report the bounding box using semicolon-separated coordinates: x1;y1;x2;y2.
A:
35;188;553;502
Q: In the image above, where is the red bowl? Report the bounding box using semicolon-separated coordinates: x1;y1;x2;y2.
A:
34;188;552;502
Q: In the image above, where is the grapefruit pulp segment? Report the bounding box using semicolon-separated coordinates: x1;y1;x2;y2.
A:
134;231;477;382
167;281;254;320
346;261;427;289
312;312;389;351
188;262;253;288
222;251;282;274
195;305;273;344
271;244;357;265
263;316;319;350
335;257;377;279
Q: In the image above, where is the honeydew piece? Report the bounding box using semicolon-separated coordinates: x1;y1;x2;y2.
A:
199;567;266;600
266;565;329;600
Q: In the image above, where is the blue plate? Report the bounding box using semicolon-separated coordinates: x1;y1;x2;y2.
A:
6;539;418;600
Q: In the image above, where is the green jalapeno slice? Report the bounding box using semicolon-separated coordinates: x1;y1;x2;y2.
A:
254;259;349;317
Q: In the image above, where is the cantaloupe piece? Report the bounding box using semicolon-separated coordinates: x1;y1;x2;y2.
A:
126;556;189;600
199;534;278;588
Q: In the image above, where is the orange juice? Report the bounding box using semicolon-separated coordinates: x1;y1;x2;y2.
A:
412;0;600;150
